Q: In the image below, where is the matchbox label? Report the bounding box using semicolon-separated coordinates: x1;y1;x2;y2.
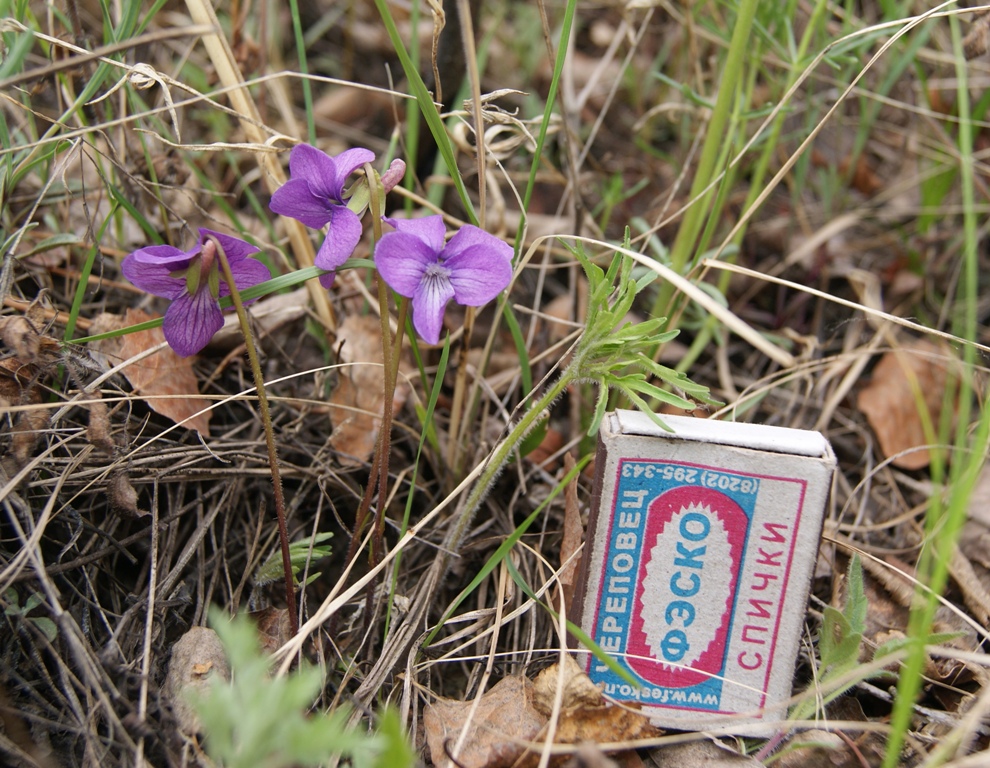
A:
587;459;807;716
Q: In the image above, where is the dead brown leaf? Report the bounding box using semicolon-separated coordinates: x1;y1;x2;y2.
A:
250;607;293;655
108;471;145;518
0;314;44;361
542;282;587;346
528;426;564;470
532;653;603;715
948;546;990;626
520;655;659;767
86;395;114;454
857;337;956;470
89;309;211;435
838;154;883;196
424;675;545;768
0;301;67;368
328;315;411;466
558;453;584;610
163;626;230;736
528;704;657;757
959;465;990;629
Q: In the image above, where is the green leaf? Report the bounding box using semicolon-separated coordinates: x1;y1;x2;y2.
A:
4;587;21;613
819;606;852;670
818;560;868;676
253;532;333;587
20;233;83;258
192;609;398;768
844;554;867;636
31;617;58;643
372;707;416;768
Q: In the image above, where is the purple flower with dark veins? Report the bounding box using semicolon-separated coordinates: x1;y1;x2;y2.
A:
122;228;270;357
269;144;376;287
375;215;513;345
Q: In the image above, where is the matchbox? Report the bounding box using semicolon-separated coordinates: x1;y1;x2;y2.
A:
572;410;836;734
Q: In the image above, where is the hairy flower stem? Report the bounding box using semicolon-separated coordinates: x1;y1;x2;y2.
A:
437;365;572;582
211;236;298;637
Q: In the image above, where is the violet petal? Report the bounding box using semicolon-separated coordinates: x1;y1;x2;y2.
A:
314;205;364;273
382;215;446;254
121;245;191;299
411;267;455;345
162;288;223;357
200;228;260;264
287;144;375;202
287;144;340;197
269;178;334;228
374;231;438;297
443;225;512;264
445;244;513;305
216;256;272;299
328;147;377;197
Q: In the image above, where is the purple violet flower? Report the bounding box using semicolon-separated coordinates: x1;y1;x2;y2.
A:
269;144;376;288
375;216;513;345
122;228;270;357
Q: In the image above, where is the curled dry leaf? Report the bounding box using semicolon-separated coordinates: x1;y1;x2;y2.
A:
108;472;145;518
163;626;230;736
857;337;956;470
512;668;651;766
89;309;211;435
424;675;544;768
528;426;564;471
768;730;849;768
0;308;71;471
532;652;603;715
526;704;658;762
959;465;990;625
85;395;114;454
522;655;658;767
328;314;411;466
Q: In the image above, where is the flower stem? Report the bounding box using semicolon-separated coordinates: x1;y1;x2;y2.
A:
447;305;476;475
438;365;572;572
211;236;298;637
371;296;409;563
339;167;409;632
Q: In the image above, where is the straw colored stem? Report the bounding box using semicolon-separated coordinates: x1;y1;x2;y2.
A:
183;0;336;332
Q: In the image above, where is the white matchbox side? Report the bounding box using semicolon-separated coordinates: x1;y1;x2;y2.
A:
571;411;836;734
